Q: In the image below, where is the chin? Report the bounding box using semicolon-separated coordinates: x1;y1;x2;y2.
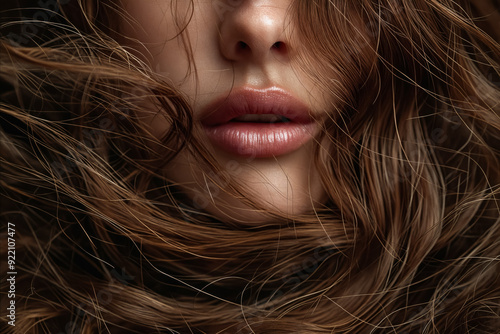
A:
167;144;325;225
198;184;325;224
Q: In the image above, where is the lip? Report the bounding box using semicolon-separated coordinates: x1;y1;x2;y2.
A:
201;87;317;158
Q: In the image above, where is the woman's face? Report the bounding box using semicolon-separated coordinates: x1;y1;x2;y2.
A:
118;0;333;223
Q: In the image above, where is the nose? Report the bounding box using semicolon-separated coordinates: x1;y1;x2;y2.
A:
218;1;292;64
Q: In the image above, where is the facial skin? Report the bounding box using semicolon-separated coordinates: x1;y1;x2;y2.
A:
118;0;332;223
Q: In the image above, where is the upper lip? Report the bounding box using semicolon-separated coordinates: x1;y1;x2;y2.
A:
200;86;313;126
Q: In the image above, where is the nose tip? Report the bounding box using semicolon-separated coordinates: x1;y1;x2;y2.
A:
218;2;291;63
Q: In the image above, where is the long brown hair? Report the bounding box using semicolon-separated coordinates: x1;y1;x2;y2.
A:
1;0;500;333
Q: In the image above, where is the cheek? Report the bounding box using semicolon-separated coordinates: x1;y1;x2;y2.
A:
118;0;225;114
117;0;195;79
115;1;200;138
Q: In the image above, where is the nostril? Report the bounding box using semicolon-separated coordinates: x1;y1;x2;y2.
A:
237;41;249;50
230;40;288;59
272;41;287;53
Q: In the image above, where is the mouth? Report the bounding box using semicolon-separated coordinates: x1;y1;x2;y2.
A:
229;114;291;123
201;87;317;158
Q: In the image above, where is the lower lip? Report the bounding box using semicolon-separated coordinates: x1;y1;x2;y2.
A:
203;122;317;158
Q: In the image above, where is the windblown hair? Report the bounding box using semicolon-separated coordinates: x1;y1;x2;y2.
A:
1;0;500;333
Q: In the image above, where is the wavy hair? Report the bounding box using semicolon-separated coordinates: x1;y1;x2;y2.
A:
1;0;500;333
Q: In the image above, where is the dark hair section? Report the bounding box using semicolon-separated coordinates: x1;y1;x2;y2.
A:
1;0;500;333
